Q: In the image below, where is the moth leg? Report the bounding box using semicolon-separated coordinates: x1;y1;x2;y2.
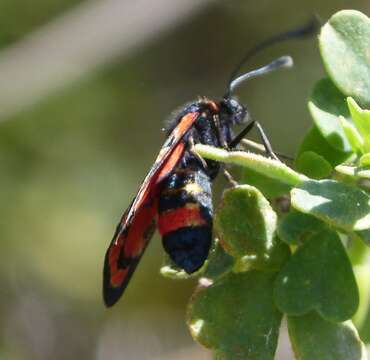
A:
229;118;279;161
254;121;279;161
213;114;228;148
189;136;208;170
228;118;255;149
241;139;293;162
223;169;238;187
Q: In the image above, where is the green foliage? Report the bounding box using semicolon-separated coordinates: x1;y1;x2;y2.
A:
356;228;370;246
187;271;282;360
295;151;332;179
360;153;370;166
319;10;370;107
214;185;289;272
274;230;359;322
166;9;370;359
297;125;350;166
201;240;235;280
291;179;370;231
339;115;365;153
308;78;351;153
277;211;326;245
288;312;367;360
194;145;307;186
353;265;370;330
347;97;370;152
240;167;290;198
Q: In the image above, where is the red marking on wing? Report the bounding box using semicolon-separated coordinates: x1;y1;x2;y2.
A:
158;204;207;236
103;111;200;306
122;201;157;258
108;198;157;288
120;112;199;229
155;142;185;183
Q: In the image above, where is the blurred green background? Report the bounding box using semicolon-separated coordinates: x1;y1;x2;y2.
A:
0;1;369;359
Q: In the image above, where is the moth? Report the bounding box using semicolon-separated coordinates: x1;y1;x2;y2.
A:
102;21;316;307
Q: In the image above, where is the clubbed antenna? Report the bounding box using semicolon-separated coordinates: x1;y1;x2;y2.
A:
224;18;320;98
228;55;293;95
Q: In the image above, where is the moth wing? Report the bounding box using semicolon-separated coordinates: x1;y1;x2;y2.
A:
103;112;200;306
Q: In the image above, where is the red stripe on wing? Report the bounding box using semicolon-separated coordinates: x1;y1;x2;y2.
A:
121;112;199;228
107;197;157;288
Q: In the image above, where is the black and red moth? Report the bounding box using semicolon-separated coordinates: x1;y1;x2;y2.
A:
103;22;316;307
102;61;285;307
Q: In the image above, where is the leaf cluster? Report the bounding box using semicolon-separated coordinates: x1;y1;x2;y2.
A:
165;10;370;360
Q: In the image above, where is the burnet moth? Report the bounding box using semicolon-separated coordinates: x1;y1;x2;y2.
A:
103;20;317;307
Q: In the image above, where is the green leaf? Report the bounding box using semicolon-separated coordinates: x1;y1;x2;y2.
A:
319;10;370;107
215;185;287;271
251;237;291;273
348;235;369;264
355;228;370;246
187;271;282;360
358;296;370;343
160;252;200;280
274;229;359;322
291;179;370;231
298;125;351;166
335;165;370;180
240;167;290;198
353;265;370;330
359;310;370;344
201;239;234;280
360;153;370;166
308;78;352;152
195;144;306;186
348;97;370;152
288;312;367;360
277;210;327;245
160;240;235;281
295;151;333;179
339;116;365;153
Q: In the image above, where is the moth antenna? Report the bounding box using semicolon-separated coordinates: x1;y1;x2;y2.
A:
228;55;293;95
224;17;319;98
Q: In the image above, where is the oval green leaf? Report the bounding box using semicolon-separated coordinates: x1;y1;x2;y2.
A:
274;229;359;322
215;185;283;271
295;151;333;179
319;10;370;107
308;78;352;152
291;179;370;231
277;210;327;245
288;312;366;360
297;125;350;166
187;271;282;360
